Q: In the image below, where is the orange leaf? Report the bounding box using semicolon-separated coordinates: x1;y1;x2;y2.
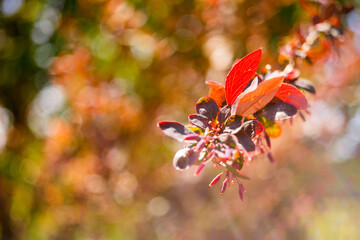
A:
232;76;284;116
206;81;226;107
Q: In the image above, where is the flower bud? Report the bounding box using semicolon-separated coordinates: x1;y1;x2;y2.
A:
220;180;228;194
183;134;201;141
195;139;206;151
194;164;205;176
209;172;223;187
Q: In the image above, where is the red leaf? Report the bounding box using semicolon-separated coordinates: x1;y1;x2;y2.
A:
225;49;262;106
206;81;226;107
275;83;308;109
232;76;284;116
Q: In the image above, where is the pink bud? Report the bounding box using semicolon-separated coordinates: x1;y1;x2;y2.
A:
207;149;215;159
209;172;223;187
194;164;205;176
299;111;306;122
260;147;265;154
267;152;275;163
195;139;206;151
264;133;271;148
238;187;244;201
239;184;245;193
183;134;201;141
286;68;300;80
215;150;229;161
220;180;228;194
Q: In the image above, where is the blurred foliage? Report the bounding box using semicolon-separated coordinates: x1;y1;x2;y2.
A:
0;0;360;239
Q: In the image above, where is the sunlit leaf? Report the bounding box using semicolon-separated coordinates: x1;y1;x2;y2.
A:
232;76;284;116
263;101;297;120
275;83;308;109
196;97;219;120
224;115;242;133
235;131;255;152
188;114;211;129
186;125;204;134
235;152;244;170
158;121;195;142
240;120;264;138
242;77;260;94
217;105;231;124
225;49;262;105
218;133;238;148
206;81;226;107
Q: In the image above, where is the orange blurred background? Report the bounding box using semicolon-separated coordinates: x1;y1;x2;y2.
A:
0;0;360;239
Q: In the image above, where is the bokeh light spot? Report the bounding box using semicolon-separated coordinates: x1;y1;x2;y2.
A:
1;0;23;17
147;196;170;217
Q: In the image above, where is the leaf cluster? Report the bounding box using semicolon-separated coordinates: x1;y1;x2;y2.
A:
158;49;315;199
